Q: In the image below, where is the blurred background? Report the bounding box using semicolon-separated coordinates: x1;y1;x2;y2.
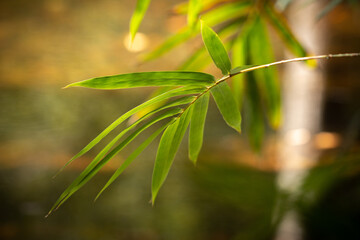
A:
0;0;360;239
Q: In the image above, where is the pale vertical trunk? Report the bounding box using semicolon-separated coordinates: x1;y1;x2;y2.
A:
275;1;328;239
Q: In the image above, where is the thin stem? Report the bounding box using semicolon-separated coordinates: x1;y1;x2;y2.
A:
176;53;360;120
226;52;360;81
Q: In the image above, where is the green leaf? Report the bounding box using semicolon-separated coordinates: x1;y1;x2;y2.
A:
95;123;169;201
264;4;307;58
180;20;241;71
189;92;209;163
244;72;265;152
211;81;241;132
188;0;201;28
48;109;181;216
65;71;215;89
56;86;205;176
143;1;250;62
130;0;151;42
249;18;281;129
151;106;193;203
201;20;232;75
81;95;196;182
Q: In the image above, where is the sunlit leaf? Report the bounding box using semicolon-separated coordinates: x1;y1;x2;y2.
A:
130;0;151;42
95;123;170;201
201;20;231;75
48;108;181;216
56;86;206;175
65;71;215;89
151;106;193;203
188;0;201;28
231;27;252;109
211;81;241;132
189;92;209;163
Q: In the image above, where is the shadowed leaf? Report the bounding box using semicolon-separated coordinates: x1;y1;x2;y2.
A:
249;18;281;129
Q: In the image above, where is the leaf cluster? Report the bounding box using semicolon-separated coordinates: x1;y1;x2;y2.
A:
47;0;360;216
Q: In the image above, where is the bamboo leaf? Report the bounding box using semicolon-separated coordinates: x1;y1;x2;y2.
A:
143;1;250;62
244;72;265;152
189;92;209;163
249;18;281;129
151;106;193;203
56;86;205;176
80;95;196;182
48;109;181;216
188;0;201;28
201;20;232;75
130;0;151;42
211;81;241;132
95;123;169;201
65;71;215;90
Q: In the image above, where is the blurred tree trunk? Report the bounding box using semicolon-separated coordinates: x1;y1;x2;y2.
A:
275;1;328;239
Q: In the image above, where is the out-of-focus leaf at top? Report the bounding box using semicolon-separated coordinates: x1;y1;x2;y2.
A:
143;1;250;62
201;20;231;75
130;0;151;42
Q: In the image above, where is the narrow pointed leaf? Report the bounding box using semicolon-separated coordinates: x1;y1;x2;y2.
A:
244;72;265;152
96;123;169;200
211;81;241;132
82;95;196;181
189;92;209;163
48;109;181;216
201;20;231;75
56;86;205;176
65;71;215;89
151;107;193;203
180;21;240;71
130;0;151;42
